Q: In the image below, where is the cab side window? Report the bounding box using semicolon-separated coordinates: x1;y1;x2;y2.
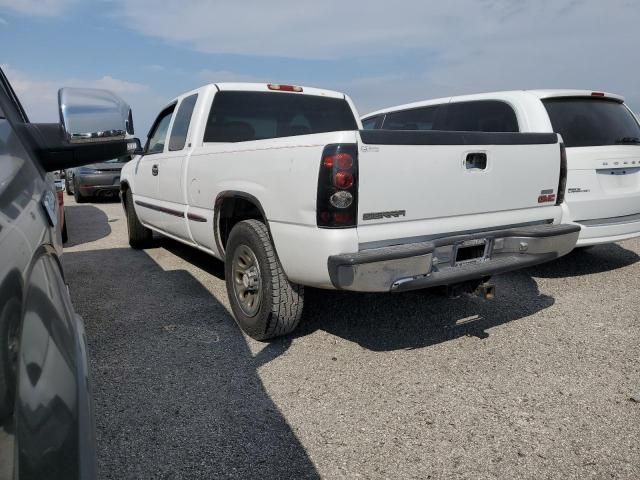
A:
146;105;175;154
169;94;198;151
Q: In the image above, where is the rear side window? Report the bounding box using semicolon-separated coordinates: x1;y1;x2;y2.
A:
442;100;518;132
203;91;358;143
169;94;198;151
542;98;640;147
362;116;382;130
382;105;442;130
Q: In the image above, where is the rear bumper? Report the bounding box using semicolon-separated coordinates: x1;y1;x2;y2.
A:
328;224;580;292
574;212;640;246
76;173;121;196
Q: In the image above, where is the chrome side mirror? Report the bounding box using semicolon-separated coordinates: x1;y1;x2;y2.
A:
58;87;134;143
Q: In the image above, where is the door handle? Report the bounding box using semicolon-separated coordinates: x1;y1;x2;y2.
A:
151;164;159;176
465;153;487;170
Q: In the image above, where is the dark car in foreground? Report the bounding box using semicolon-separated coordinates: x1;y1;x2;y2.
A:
65;156;129;202
0;66;139;479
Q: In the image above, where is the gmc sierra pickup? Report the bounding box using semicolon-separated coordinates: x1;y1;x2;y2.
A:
120;82;579;339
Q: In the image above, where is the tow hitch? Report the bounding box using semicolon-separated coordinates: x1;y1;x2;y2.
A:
444;278;495;300
474;281;495;300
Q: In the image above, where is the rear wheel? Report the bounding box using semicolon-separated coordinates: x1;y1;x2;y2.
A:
225;219;304;340
124;189;152;249
73;180;87;203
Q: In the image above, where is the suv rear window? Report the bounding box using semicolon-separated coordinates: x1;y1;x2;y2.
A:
204;91;357;143
442;100;518;132
542;98;640;147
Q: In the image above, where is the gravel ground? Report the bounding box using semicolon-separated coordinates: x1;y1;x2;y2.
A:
61;196;640;480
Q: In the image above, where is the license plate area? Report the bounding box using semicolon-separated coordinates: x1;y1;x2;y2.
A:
454;239;487;266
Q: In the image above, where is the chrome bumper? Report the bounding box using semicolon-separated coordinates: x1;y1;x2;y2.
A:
328;224;580;292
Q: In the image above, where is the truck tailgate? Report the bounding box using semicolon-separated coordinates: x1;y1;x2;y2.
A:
357;130;561;226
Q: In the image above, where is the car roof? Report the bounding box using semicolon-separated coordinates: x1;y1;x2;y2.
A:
362;89;625;119
214;82;345;99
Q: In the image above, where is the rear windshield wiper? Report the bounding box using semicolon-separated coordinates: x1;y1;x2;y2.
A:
615;137;640;144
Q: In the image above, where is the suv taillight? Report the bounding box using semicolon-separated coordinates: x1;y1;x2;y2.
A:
317;144;358;228
556;143;567;205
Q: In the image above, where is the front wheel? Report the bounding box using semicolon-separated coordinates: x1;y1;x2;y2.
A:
225;219;304;340
124;189;152;249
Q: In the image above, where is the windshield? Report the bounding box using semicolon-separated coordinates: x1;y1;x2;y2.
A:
542;97;640;147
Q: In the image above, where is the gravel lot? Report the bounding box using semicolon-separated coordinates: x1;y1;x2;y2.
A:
61;196;640;480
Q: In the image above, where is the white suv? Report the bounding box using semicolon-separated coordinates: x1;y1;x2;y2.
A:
363;90;640;247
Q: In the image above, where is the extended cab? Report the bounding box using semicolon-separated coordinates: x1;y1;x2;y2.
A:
363;90;640;247
120;83;579;339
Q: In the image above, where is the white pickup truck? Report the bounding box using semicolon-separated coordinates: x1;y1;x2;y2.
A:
363;90;640;247
120;83;579;339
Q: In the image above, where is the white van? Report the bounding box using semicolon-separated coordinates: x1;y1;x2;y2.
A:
363;90;640;246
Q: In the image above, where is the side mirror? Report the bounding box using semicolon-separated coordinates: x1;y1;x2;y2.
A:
22;88;138;172
126;137;144;155
59;87;134;143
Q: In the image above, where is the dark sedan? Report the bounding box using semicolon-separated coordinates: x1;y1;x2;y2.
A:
65;156;129;202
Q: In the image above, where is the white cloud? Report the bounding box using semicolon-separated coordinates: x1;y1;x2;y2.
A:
196;69;268;84
91;75;149;94
0;0;75;16
109;0;640;114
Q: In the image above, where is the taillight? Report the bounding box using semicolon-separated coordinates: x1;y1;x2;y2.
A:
556;143;567;205
267;83;303;92
317;144;358;228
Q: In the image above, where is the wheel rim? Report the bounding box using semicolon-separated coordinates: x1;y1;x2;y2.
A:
231;244;262;317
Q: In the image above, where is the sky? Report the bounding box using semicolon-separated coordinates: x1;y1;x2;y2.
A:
1;0;638;135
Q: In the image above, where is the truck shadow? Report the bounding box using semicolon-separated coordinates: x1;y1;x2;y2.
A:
154;238;556;354
63;205;111;247
524;243;639;278
297;272;553;352
158;237;226;280
61;247;319;480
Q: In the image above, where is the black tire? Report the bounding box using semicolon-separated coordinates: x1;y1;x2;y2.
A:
225;219;304;340
124;189;152;249
0;297;20;420
65;177;72;195
61;217;68;243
